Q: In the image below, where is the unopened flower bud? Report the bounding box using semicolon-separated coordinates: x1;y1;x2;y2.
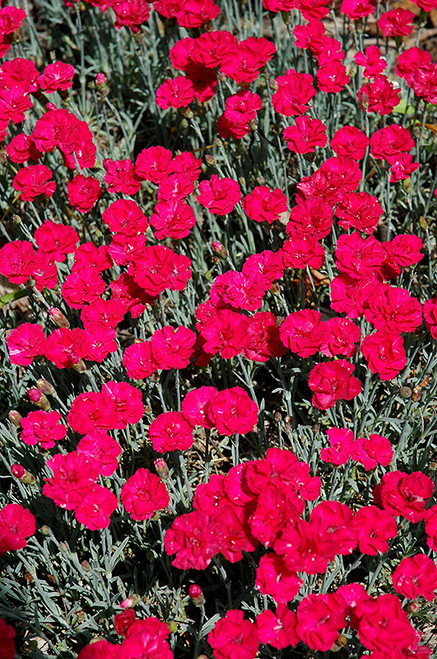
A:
399;386;412;399
180;107;193;119
331;634;348;652
36;379;55;395
360;92;369;109
404;600;419;614
72;359;87;373
270;282;280;295
268;77;278;91
205;154;216;166
9;410;22;426
168;620;178;634
188;584;205;607
211;241;228;258
28;389;51;410
419;216;430;230
49;307;70;329
11;463;36;485
402;177;412;194
154;459;170;480
39;525;51;536
81;560;90;571
120;594;141;609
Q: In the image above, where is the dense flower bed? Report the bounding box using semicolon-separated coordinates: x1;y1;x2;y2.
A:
0;0;437;657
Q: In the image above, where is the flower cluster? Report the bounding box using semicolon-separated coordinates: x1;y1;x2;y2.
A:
1;0;437;656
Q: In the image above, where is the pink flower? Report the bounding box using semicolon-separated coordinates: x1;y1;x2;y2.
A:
164;510;221;569
6;323;46;366
39;61;75;92
355;594;416;653
272;69;316;116
209;387;258;435
68;174;103;213
149;412;194;452
392;554;437;601
149;199;196;240
316;61;349;93
374;471;434;523
121;468;169;521
335;192;383;234
208;610;259;659
181;386;218;428
123;341;157;380
76;430;121;476
155;76;195;109
320;427;355;466
377;8;415;37
135;146;173;183
308;360;362;410
0;240;36;284
13;164;56;201
358;75;401;115
355;45;386;77
103;158;142;195
0;504;36;556
34;220;78;262
256;605;299;650
43;452;100;510
7;133;42;163
21;410;67;450
197;175;241;215
75;485;118;530
0;618;15;659
330;125;369;159
283;115;327;154
360;331;407;381
242;186;287;224
296;593;346;651
255;552;302;603
279;309;326;358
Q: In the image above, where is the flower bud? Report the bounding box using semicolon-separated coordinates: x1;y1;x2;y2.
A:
168;620;178;634
40;525;51;536
404;600;419;614
205;154;216;166
188;584;205;607
72;359;87;373
399;386;412;399
180;107;193;119
120;594;141;609
49;307;70;329
211;241;228;258
28;389;51;410
96;72;107;87
331;634;348;652
8;410;22;426
11;463;36;485
11;463;25;479
270;282;280;295
154;459;170;480
36;379;55;395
